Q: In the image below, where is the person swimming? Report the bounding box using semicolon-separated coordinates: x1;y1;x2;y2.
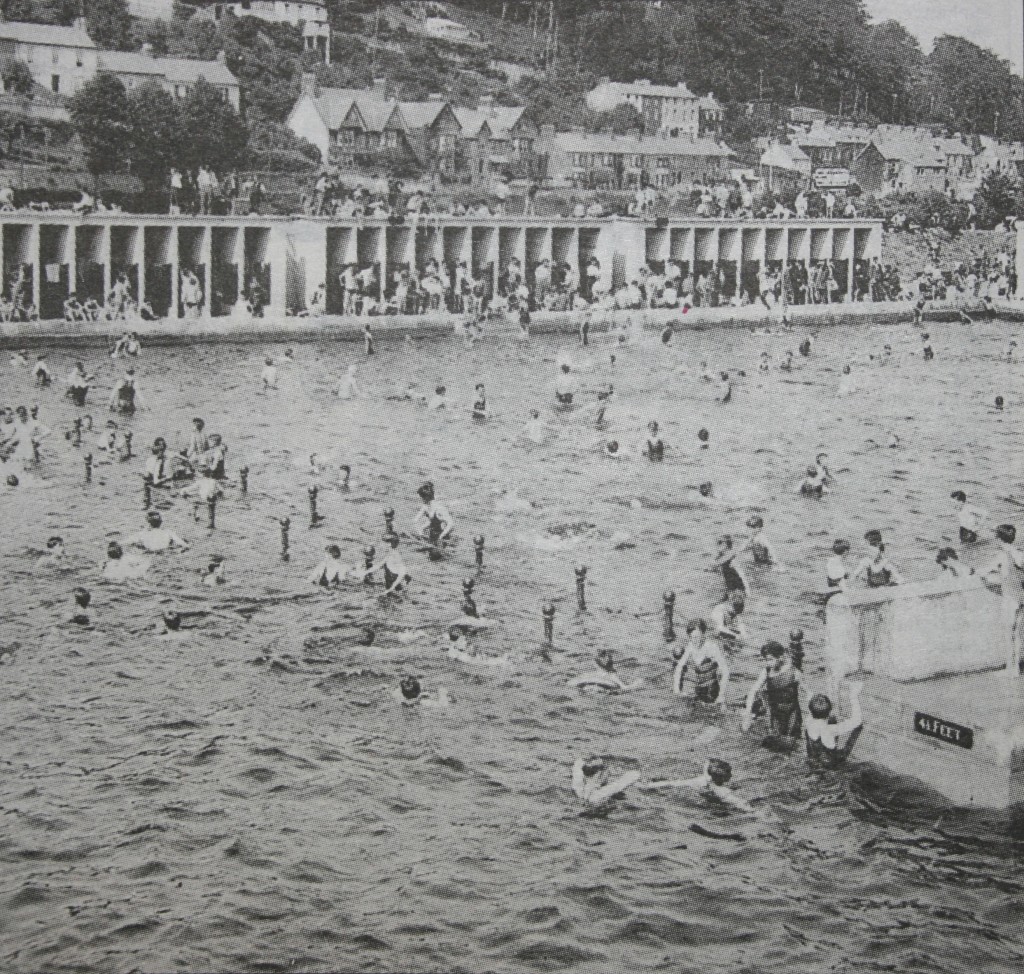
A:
413;482;454;544
853;530;903;587
102;541;150;582
952;490;987;544
471;383;488;421
713;536;750;596
66;362;95;407
921;332;934;361
796;465;828;498
572;649;641;692
127;510;189;553
741;516;783;570
70;586;92;626
709;591;749;651
427;385;448;411
645;421;665;461
308;544;348;587
261;358;279;390
641;758;757;815
825;539;851;593
523;409;546;444
555;363;577;406
716;372;732;403
109;368;144;415
571;756;639;807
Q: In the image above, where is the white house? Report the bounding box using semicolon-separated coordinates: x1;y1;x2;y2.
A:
99;47;242;111
207;1;331;62
586;78;721;138
0;18;97;96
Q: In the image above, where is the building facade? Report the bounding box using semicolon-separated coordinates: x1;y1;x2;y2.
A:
205;1;331;62
99;47;241;111
586;79;722;138
0;19;97;97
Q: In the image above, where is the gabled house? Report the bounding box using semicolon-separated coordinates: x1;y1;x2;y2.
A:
760;141;812;192
454;97;539;185
851;135;946;195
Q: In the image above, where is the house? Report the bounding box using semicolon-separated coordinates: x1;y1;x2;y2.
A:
759;141;811;192
0;18;97;97
585;78;722;138
453;96;539;185
286;76;463;176
851;135;946;196
126;0;176;19
98;47;241;111
205;1;331;63
544;131;735;190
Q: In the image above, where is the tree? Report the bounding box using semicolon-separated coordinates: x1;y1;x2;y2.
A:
69;74;134;178
2;61;33;97
128;82;180;193
975;170;1023;228
176;78;248;173
85;0;133;51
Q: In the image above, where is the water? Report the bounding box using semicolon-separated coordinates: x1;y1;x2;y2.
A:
2;320;1024;974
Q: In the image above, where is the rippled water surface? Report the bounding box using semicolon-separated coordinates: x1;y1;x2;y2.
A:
2;320;1024;974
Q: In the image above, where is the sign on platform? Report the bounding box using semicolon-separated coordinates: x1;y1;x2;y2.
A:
914;712;974;749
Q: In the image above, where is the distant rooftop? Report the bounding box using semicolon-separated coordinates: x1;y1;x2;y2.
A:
0;20;95;48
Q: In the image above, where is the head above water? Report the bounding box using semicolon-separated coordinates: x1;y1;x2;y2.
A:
808;694;833;720
47;536;63;550
996;524;1017;545
760;640;786;661
163;610;182;632
107;542;123;560
699;482;714;498
6;474;18;487
192;417;204;430
582;757;606;777
358;628;376;647
418;482;435;503
706;759;732;787
400;675;422;700
73;587;91;608
951;490;967;504
746;516;764;531
936;547;959;565
789;628;804;646
606;440;619;454
325;544;341;559
864;529;883;549
596;649;615;672
147;511;163;528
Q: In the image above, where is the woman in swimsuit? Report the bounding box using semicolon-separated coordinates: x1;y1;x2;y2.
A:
853;530;903;588
825;539;851;593
713;535;749;596
645;421;665;461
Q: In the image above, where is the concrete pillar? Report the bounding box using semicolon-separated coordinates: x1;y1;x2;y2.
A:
201;225;212;318
136;226;146;308
29;223;40;313
101;225;111;303
169;226;180;318
379;225;387;302
68;223;77;297
267;225;288;318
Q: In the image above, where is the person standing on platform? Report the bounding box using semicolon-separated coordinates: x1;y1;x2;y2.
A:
983;524;1024;674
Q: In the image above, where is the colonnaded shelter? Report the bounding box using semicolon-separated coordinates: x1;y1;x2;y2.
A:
0;213;888;321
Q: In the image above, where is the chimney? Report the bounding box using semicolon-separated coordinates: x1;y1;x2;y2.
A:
300;72;318;98
216;50;226;64
372;77;389;99
141;43;154;57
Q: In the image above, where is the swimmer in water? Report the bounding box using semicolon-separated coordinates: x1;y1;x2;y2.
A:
936;547;973;579
471;383;488;421
102;541;150;582
825;539;851;594
369;533;412;594
799;334;813;358
641;758;756;815
837;364;857;395
740;516;786;572
413;482;454;544
66;362;96;407
805;682;864;769
742;641;804;742
201;555;227;586
363;322;374;356
334;364;358;399
555;363;577;405
523;409;547;444
1006;340;1017;364
795;465;829;497
109;367;145;414
853;530;903;587
672;619;730;709
716;372;732;403
572;649;642;692
10;349;29;367
645;421;665;461
699;361;714;383
33;354;53;387
602;438;629;460
758;351;770;374
709;591;749;651
42;536;66;564
260;357;279;390
921;333;934;361
713;535;750;595
70;587;92;626
446;627;511;667
127;510;189;553
780;350;794;372
308;544;348;587
427;385;448;411
992;396;1005;413
951;490;987;544
278;348;296;366
571;756;639;807
392;675;451;708
697;428;710;451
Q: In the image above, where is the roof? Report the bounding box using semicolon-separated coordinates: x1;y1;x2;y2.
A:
591;79;698;101
99;52;238;87
0;21;95;48
454;105;525;140
555;131;734;158
760;142;811;171
871;135;944;168
396;100;450;130
933;137;974;157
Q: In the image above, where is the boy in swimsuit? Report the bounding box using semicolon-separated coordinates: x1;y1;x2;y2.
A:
308;544;348;587
853;530;903;587
413;482;454;543
741;516;785;571
641;759;757;815
555;363;577;405
805;682;863;769
645;421;665;461
713;535;749;595
796;465;829;497
709;591;749;651
127;511;189;553
951;490;987;544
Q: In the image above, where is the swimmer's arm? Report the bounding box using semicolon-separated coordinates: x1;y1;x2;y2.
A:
169;533;190;551
886;561;905;585
851;557;871;581
571;760;587;800
710;783;755;814
642;774;708;791
307;562;328;585
672;651;692;695
712;648;731;707
832;683;864;738
741;671;768;730
383;571;410;596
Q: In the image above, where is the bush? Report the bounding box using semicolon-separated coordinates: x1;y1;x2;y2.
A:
248;148;319;173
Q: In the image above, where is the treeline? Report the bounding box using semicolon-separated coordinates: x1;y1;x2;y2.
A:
450;0;1024;141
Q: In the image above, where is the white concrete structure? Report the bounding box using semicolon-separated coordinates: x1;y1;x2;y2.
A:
0;212;882;323
827;580;1024;808
0;18;97;97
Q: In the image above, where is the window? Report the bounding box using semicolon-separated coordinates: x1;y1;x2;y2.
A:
26;46;34;63
52;48;59;65
51;74;60;93
76;51;83;67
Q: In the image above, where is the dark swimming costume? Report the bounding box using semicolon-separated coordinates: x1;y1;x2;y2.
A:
384;564;399;589
472;399;487;420
800;482;823;498
865;563;893;587
764;668;802;739
116;382;136;414
722;558;746;594
647;438;664;461
427;513;444;545
751;542;772;566
959;527;978;544
556;392;573;405
806;722;863;769
826;575;845;589
693;658;720;704
68;386;88;407
799;340;811;357
789;644;805;671
923;346;934;361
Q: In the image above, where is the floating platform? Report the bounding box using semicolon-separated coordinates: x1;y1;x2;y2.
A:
826;578;1024;809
